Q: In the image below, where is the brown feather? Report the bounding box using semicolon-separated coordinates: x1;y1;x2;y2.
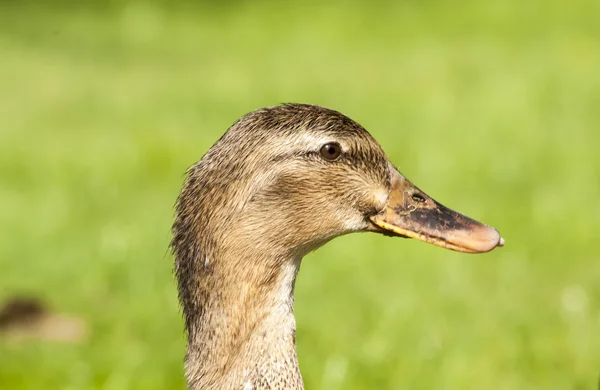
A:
172;104;391;389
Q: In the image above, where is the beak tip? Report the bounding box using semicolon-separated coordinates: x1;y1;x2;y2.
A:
465;226;503;253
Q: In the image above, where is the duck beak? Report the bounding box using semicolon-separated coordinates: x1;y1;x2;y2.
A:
369;165;504;253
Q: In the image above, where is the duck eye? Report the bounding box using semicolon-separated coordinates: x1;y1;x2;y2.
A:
320;143;342;161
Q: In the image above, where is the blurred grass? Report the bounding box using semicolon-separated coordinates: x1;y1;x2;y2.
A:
0;1;599;389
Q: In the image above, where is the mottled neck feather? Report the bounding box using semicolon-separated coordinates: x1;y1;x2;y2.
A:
181;243;305;390
172;164;308;389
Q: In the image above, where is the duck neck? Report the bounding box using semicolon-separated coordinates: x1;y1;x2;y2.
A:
184;250;304;390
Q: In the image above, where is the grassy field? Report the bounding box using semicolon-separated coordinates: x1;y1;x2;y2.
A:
0;1;599;389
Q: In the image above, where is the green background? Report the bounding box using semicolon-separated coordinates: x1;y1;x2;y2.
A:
1;1;599;389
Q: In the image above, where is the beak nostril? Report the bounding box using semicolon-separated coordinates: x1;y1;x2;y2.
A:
411;193;426;203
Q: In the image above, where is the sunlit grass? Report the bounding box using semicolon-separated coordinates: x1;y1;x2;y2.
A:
1;2;599;389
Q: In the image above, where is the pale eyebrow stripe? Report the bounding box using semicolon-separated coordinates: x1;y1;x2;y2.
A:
265;132;353;163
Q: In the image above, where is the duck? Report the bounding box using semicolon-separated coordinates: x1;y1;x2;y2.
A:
171;103;504;390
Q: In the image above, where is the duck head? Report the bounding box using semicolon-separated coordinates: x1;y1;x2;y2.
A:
173;102;503;323
174;104;502;265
